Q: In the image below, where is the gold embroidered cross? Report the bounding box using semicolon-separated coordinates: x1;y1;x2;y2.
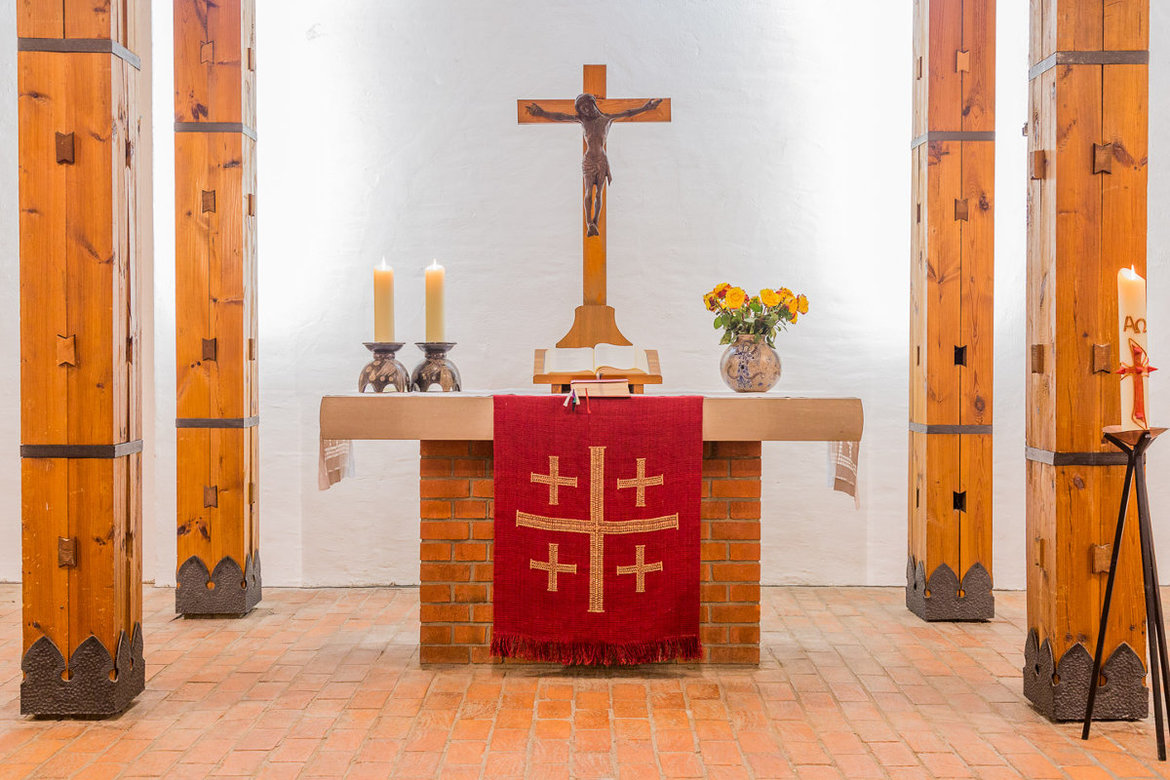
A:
531;455;578;505
616;544;662;593
517;446;678;613
530;542;576;592
616;457;664;507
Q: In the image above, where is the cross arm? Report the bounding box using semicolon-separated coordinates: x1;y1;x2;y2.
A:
517;98;672;124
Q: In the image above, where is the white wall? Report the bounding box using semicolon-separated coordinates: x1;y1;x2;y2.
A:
0;0;1168;590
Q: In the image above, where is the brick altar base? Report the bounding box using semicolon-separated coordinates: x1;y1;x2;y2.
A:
418;440;762;664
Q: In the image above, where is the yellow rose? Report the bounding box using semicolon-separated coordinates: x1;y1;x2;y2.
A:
759;288;780;307
777;287;794;302
790;312;798;323
796;294;809;315
714;283;731;296
703;292;719;311
724;287;747;309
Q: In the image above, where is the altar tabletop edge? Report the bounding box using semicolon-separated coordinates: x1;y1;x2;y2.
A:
319;394;863;442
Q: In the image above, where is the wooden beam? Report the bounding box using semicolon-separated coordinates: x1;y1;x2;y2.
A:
908;0;996;622
17;0;144;717
173;0;260;617
1024;0;1150;723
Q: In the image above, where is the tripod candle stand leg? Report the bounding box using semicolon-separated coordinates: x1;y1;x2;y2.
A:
1084;429;1170;761
1135;439;1170;760
1082;448;1135;739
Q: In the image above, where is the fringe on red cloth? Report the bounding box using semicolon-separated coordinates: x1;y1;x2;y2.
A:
491;633;703;666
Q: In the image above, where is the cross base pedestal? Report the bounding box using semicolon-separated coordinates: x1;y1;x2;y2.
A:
556;304;631;348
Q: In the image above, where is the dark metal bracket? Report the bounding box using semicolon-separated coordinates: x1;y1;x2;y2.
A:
21;625;144;716
176;553;262;617
905;557;994;622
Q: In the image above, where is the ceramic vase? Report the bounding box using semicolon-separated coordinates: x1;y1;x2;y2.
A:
720;334;781;393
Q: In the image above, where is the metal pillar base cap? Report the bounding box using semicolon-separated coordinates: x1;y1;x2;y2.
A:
905;556;994;622
176;552;262;617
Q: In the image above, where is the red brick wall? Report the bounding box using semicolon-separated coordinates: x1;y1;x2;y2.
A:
418;440;761;665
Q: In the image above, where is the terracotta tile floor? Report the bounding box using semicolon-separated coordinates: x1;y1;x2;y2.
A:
0;585;1168;779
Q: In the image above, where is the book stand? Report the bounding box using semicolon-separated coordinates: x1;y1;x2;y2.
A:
532;349;662;394
1083;426;1169;758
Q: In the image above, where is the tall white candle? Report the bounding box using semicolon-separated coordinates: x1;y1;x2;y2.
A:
425;260;446;342
1118;266;1151;430
373;259;395;342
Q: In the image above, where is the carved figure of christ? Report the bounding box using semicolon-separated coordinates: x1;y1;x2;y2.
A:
518;65;671;348
525;95;663;238
517;446;677;613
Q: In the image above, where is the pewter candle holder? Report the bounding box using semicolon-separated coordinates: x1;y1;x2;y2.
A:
359;342;411;393
412;342;461;392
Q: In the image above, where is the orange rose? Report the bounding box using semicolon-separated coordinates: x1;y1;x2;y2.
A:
796;294;809;314
759;288;780;307
724;287;747;309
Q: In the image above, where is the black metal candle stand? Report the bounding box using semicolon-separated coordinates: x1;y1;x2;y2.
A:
1083;425;1169;758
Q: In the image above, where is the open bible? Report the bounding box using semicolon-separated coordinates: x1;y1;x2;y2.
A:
533;343;662;391
542;344;651;377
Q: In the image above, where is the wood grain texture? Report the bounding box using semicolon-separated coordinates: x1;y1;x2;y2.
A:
1026;68;1057;452
909;0;995;604
1025;0;1149;688
173;0;255;126
174;0;260;599
958;432;992;583
18;0;137;49
960;140;994;427
20;453;141;661
177;429;257;573
553;305;632;349
18;0;143;676
174;132;257;419
926;0;964;132
1027;462;1145;666
908;430;992;588
20;52;140;447
962;0;996;132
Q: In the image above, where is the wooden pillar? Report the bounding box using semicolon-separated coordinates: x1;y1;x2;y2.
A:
1023;0;1150;721
907;0;995;621
173;0;260;616
17;2;145;715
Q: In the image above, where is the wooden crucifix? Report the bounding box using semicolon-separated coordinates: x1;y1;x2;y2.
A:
518;64;671;348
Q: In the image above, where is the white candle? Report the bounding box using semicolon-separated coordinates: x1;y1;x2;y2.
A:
425;260;445;342
373;259;395;342
1118;266;1151;430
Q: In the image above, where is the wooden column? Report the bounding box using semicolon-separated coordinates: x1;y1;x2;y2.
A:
173;0;260;616
17;2;145;715
907;0;995;621
1023;0;1150;721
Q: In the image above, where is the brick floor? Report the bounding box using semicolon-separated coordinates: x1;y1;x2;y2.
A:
0;585;1168;778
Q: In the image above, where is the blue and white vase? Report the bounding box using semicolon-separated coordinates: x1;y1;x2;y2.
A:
719;334;781;393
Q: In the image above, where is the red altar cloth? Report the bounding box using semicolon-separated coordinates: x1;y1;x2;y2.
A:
491;395;702;664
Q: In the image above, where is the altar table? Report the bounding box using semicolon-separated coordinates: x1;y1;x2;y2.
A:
319;393;863;664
